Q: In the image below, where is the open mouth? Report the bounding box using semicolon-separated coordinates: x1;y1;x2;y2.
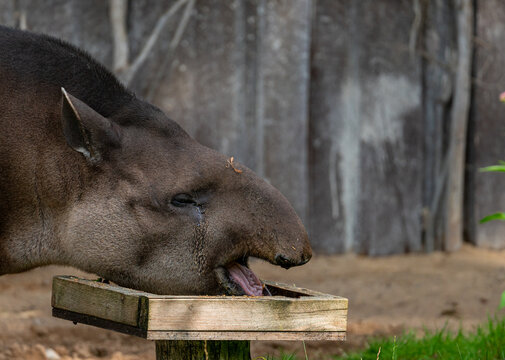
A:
215;257;267;296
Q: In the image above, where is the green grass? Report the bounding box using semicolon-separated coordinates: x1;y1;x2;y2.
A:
260;317;505;360
335;317;505;360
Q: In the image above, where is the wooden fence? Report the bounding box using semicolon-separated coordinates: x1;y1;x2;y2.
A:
1;0;504;255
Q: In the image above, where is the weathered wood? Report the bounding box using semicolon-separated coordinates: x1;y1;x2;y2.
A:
51;276;347;341
355;0;423;255
257;0;311;224
466;0;505;249
444;0;473;252
147;297;346;332
52;308;147;338
146;331;346;341
421;0;457;252
52;306;345;341
310;0;423;255
156;340;250;360
309;0;353;253
0;0;16;27
52;276;147;327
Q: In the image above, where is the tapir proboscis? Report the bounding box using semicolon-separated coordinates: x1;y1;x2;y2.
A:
0;26;311;296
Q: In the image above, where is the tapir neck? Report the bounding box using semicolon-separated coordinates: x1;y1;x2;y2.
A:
0;207;64;275
0;26;142;273
0;97;85;273
0;86;107;274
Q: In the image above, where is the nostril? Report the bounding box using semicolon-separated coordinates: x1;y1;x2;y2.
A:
275;253;311;269
275;254;293;269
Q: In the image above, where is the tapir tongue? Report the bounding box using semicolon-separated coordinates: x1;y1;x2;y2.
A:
227;262;263;296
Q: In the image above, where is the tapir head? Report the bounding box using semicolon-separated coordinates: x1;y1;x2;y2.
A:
58;89;311;295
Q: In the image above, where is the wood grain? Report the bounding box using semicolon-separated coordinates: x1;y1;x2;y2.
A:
147;331;346;341
466;0;505;249
51;276;347;340
444;0;473;252
146;297;346;332
309;0;424;255
52;276;145;327
53;307;345;341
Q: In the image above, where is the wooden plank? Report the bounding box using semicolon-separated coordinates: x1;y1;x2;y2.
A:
466;0;505;248
258;0;311;224
53;307;345;341
308;0;352;253
51;276;145;327
355;1;423;255
146;297;347;332
147;331;346;341
52;307;147;338
309;0;423;254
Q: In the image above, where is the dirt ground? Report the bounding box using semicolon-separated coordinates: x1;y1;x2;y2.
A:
1;244;505;359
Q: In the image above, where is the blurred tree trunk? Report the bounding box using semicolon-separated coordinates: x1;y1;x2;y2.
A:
421;0;474;252
444;0;473;252
421;0;457;252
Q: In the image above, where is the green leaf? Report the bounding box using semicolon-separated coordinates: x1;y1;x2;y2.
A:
498;160;505;166
479;165;505;173
480;213;505;224
500;291;505;310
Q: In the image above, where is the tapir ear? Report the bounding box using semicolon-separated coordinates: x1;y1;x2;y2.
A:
61;88;120;163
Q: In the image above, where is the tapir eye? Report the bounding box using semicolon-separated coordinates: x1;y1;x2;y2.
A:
171;193;197;207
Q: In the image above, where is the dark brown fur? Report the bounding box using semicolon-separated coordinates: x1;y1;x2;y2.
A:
0;26;311;295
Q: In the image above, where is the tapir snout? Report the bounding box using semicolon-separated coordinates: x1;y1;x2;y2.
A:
126;139;314;296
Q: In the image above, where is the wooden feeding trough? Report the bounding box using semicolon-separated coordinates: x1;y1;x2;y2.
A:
52;275;347;359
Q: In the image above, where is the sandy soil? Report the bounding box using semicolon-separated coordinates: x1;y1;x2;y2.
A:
1;244;505;359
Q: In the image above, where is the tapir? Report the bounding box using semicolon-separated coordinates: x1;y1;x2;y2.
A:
0;26;311;296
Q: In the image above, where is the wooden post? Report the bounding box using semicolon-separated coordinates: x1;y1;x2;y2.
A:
155;340;250;360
